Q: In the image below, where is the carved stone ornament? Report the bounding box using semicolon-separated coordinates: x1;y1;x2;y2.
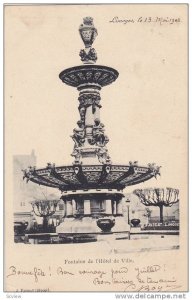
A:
79;17;98;49
92;119;109;147
71;120;85;148
79;48;97;63
59;65;119;88
96;147;111;164
78;93;100;105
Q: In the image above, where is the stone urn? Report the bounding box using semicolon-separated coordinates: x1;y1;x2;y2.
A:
79;16;98;48
97;218;115;232
131;218;141;227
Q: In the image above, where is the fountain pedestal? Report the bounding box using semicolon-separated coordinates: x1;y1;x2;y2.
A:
56;190;130;240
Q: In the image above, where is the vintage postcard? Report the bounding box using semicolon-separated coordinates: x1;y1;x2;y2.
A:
4;4;188;292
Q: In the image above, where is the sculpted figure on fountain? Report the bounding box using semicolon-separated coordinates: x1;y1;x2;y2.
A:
71;120;85;148
92;119;109;147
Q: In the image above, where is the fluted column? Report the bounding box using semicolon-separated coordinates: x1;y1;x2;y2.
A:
63;200;67;217
85;105;94;124
72;199;76;214
117;199;123;215
112;200;117;215
105;199;112;215
84;199;91;215
66;200;73;217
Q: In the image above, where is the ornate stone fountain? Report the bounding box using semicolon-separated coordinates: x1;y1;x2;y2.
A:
23;17;160;241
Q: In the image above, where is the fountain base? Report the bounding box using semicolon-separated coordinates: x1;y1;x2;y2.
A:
56;216;130;241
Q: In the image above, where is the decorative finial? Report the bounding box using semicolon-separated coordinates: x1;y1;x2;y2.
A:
79;17;97;48
83;16;94;26
79;17;98;64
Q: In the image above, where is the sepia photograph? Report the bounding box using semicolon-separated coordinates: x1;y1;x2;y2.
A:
4;4;188;292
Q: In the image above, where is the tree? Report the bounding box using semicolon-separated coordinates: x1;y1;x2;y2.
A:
31;200;58;230
133;188;179;224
